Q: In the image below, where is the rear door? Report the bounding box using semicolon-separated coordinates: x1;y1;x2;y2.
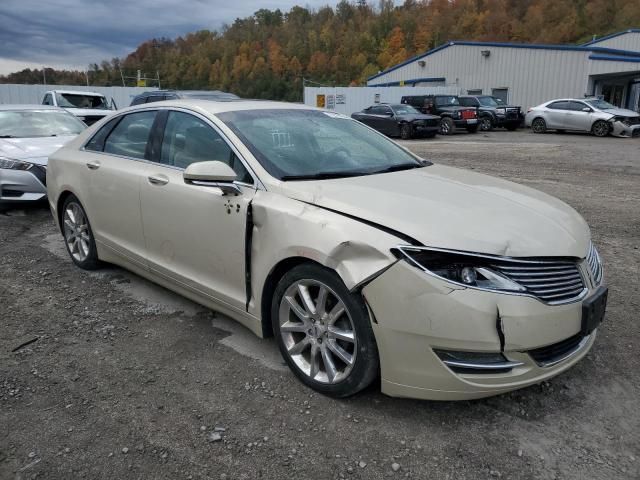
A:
81;109;158;266
545;101;569;129
139;109;257;310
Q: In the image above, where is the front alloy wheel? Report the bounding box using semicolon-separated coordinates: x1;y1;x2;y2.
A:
273;264;378;397
592;120;610;137
480;117;493;131
400;123;412;140
531;117;547;133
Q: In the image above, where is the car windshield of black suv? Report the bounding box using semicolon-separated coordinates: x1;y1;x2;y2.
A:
478;96;500;107
56;93;109;110
218;109;425;180
0;110;86;138
435;96;460;107
391;105;421;115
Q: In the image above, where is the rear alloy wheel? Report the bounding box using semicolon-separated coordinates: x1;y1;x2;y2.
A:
531;117;547;133
273;264;379;397
439;117;454;135
62;195;100;270
400;123;412;140
592;120;610;137
480;117;493;131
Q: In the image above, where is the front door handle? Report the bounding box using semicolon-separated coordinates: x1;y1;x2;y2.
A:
148;175;169;186
86;161;101;170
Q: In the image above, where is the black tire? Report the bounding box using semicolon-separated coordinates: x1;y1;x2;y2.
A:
272;263;379;398
466;125;479;133
61;194;101;270
531;117;547;133
399;123;412;140
592;120;610;137
479;117;493;131
439;117;454;135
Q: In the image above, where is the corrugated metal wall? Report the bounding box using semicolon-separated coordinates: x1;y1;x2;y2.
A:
587;32;640;51
367;45;640;109
0;84;158;109
303;86;459;115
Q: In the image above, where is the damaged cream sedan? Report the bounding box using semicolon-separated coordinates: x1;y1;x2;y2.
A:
47;100;607;400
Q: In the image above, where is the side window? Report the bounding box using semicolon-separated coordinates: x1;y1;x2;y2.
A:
42;93;53;106
85;117;122;152
568;101;588;111
103;111;157;159
160;111;252;183
145;96;164;103
130;96;145;106
548;101;568;110
459;98;475;107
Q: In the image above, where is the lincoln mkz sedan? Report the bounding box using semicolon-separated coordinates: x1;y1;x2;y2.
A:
47;100;607;400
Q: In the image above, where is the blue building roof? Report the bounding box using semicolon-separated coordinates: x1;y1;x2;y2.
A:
581;29;640;46
368;31;640;82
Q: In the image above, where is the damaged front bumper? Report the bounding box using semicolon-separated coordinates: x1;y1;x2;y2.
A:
362;260;602;400
610;119;640;138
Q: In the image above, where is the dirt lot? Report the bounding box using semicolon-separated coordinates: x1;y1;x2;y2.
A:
1;130;639;480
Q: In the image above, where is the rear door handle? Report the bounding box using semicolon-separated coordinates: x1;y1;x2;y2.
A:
86;161;101;170
148;175;169;186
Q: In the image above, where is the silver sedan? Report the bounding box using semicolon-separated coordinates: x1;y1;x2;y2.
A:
0;105;86;208
525;98;640;137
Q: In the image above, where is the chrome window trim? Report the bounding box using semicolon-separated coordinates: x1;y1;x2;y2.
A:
79;106;264;191
394;245;589;306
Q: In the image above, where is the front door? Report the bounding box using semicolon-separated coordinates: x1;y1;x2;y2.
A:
564;101;594;131
139;109;257;311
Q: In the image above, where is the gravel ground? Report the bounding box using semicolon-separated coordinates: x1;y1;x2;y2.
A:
1;130;639;480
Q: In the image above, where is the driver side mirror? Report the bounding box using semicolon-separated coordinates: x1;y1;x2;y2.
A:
183;161;240;195
582;107;593;112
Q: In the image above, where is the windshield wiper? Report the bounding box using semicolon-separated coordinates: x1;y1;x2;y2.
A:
369;163;423;175
0;135;17;138
281;171;368;181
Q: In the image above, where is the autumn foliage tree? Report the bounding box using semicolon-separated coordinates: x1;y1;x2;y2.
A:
2;0;640;101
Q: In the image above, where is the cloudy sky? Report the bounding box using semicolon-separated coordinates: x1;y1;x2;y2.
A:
0;0;349;75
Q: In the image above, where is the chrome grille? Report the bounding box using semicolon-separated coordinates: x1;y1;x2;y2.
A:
491;260;585;304
586;242;603;285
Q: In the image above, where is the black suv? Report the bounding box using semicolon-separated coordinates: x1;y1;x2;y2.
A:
459;95;522;131
401;95;478;135
130;90;239;106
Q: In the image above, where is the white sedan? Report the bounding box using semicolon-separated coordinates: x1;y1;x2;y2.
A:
47;100;607;400
0;105;86;208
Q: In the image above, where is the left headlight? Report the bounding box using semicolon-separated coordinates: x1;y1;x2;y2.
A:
393;246;526;293
496;108;506;114
0;157;34;170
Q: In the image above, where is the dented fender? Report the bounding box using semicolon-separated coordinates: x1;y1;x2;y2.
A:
248;190;402;317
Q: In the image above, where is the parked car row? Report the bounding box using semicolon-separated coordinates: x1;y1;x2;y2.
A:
351;94;525;139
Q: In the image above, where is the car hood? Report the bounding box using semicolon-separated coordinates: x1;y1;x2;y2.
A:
0;135;77;165
598;107;640;118
275;165;590;258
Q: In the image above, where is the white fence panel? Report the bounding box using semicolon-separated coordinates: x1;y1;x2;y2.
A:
0;84;159;110
303;86;461;115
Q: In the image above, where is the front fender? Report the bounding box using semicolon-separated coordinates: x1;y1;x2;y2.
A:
249;190;401;316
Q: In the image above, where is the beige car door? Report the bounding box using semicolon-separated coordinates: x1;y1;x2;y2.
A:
139;109;257;311
82;110;158;267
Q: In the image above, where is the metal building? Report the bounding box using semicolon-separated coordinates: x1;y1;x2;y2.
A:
367;29;640;112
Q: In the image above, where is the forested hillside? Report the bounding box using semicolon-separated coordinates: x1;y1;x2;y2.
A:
2;0;639;101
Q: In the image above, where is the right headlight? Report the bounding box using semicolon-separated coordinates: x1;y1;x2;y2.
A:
392;246;526;293
0;156;34;170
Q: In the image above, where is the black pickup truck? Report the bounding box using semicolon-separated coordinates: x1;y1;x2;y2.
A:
400;95;478;135
459;95;522;131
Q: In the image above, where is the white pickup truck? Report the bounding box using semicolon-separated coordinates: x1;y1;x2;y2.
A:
42;90;117;126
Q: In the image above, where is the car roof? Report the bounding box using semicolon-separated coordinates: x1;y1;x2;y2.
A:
47;90;106;96
117;99;321;116
0;104;66;111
